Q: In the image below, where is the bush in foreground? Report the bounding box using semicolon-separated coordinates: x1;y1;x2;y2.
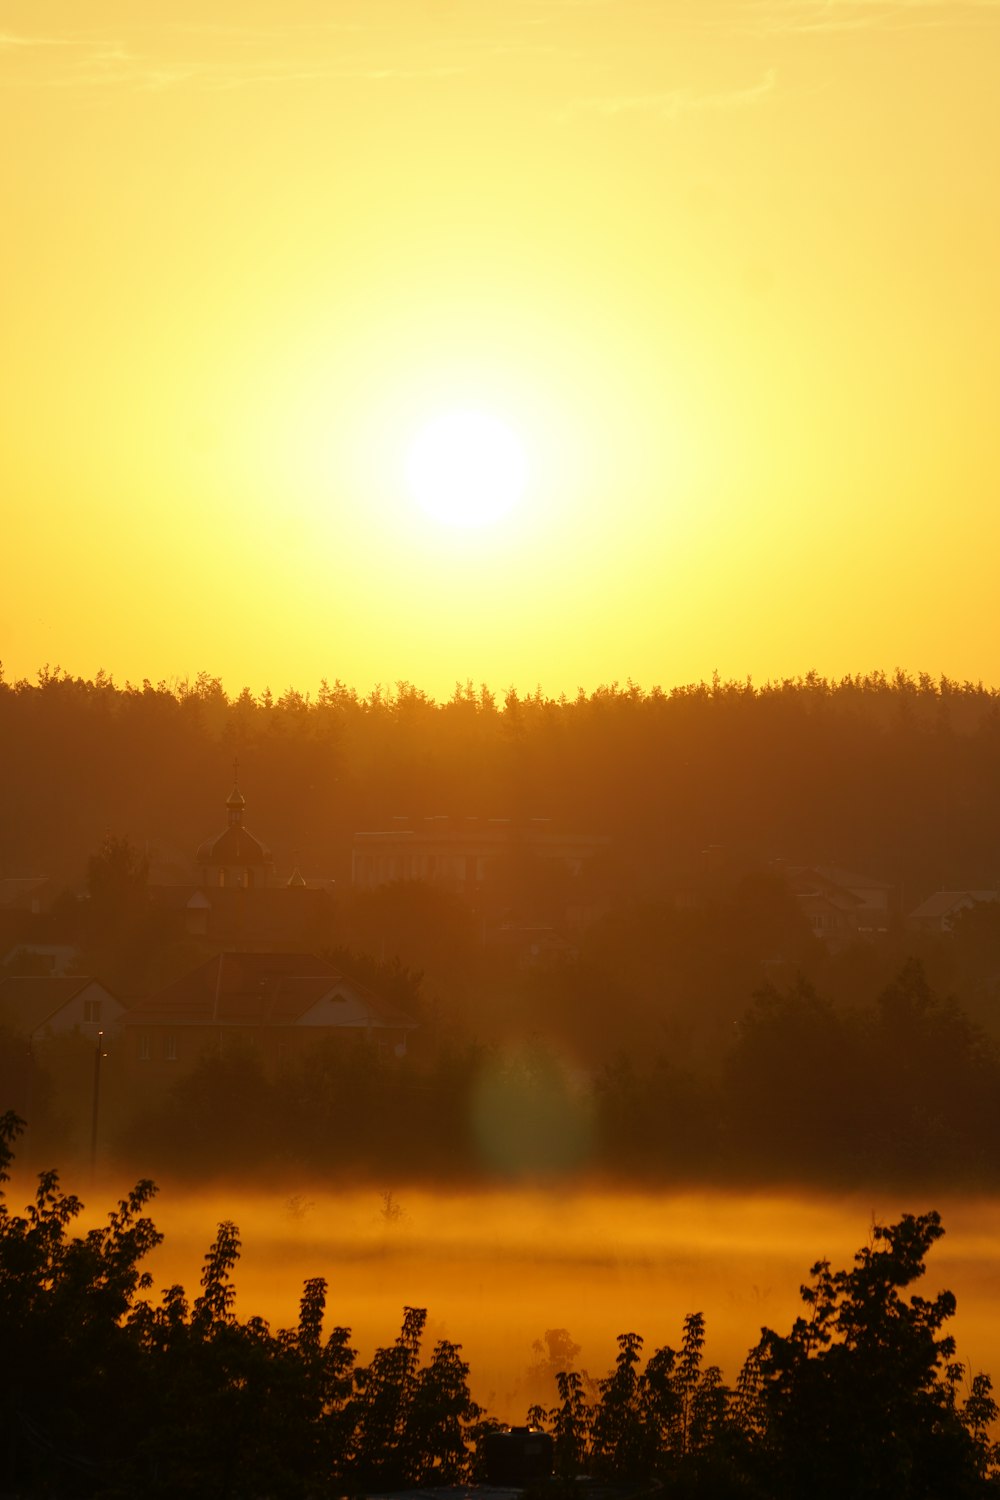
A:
2;1108;998;1497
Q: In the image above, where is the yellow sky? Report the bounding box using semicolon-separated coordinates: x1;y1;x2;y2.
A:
2;0;998;699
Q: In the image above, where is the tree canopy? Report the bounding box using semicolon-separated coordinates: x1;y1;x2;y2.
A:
3;1112;996;1497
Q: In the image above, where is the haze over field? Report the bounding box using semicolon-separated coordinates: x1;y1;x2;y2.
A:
2;1;998;698
48;1179;1000;1425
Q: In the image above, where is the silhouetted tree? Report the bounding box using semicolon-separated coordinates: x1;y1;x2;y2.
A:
723;976;863;1179
590;1330;646;1478
754;1210;998;1499
3;1117;1000;1496
549;1368;592;1476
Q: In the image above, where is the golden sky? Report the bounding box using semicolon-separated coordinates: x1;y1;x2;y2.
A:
2;0;998;699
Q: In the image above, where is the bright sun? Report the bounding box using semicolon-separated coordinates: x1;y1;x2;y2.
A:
405;409;527;527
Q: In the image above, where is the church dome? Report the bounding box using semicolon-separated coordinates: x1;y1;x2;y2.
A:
196;768;273;876
196;824;272;868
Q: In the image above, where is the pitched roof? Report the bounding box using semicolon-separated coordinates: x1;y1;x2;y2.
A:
123;952;416;1031
810;865;893;893
788;869;864;909
0;976;102;1035
0;877;51;910
908;890;1000;923
292;978;418;1032
124;951;333;1024
796;891;856;913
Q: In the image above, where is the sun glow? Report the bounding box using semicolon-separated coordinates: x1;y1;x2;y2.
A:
405;409;528;527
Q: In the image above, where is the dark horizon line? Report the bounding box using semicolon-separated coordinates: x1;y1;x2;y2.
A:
4;662;998;705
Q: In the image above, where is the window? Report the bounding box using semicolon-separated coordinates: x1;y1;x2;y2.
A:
83;999;102;1024
166;1034;177;1061
138;1034;151;1061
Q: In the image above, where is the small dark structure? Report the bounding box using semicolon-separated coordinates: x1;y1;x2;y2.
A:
481;1426;554;1485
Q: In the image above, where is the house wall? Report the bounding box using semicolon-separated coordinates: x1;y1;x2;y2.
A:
34;982;125;1042
118;1020;411;1091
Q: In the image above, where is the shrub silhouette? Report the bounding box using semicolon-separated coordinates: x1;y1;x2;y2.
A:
2;1111;997;1496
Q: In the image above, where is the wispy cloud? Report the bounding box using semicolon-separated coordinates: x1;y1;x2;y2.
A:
0;21;475;93
0;7;602;92
562;67;777;121
0;31;75;48
739;0;1000;35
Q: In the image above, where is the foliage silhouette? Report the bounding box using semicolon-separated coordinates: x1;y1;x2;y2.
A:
2;1112;999;1496
0;1112;484;1497
753;1210;1000;1499
526;1211;999;1497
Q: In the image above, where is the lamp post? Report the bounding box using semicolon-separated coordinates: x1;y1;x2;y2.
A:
90;1029;107;1181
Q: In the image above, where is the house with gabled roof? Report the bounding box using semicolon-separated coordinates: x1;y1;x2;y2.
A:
0;877;54;916
0;975;125;1043
907;889;1000;934
807;866;893;928
785;864;893;947
119;950;417;1088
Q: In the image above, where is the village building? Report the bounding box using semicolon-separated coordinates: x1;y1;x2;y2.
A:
0;975;125;1044
907;889;1000;934
0;877;55;919
196;775;276;889
119;950;417;1090
351;816;609;895
787;865;894;947
0;877;67;972
147;770;334;951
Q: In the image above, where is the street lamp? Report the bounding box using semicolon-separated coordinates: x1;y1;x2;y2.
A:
90;1029;107;1180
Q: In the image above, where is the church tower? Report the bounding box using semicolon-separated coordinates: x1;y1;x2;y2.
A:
196;763;275;889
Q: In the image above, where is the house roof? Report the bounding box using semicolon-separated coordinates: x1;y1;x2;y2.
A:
0;975;108;1035
810;865;893;893
907;890;1000;923
122;952;416;1031
796;891;855;913
0;877;51;910
286;976;418;1031
788;868;864;909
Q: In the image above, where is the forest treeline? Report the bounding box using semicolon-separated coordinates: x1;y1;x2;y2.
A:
2;1112;997;1498
8;665;1000;1188
3;664;1000;894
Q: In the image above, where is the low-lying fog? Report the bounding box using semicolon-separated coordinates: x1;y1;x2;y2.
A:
69;1181;1000;1421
